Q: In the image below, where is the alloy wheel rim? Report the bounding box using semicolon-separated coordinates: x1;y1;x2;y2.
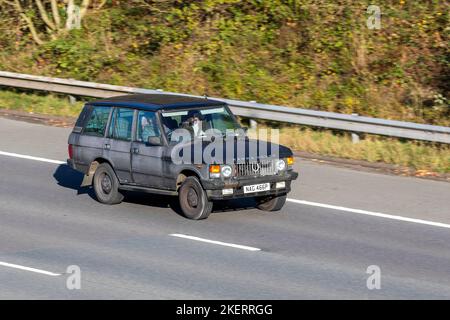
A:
100;173;112;194
187;187;199;208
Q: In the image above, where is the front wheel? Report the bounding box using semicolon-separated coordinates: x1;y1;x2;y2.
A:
256;194;287;212
179;177;213;220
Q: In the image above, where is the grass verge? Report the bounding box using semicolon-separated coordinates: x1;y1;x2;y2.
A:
0;89;84;118
276;127;450;175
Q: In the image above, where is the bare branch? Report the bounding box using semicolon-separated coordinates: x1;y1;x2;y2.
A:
96;0;107;10
8;0;44;44
80;0;91;19
12;0;23;10
50;0;61;29
20;13;44;44
34;0;56;30
1;0;17;7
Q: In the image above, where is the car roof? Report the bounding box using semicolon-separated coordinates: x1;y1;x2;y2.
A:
87;94;226;111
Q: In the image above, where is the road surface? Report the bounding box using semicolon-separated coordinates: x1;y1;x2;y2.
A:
0;117;449;299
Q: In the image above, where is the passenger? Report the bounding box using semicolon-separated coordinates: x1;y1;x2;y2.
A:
140;115;158;142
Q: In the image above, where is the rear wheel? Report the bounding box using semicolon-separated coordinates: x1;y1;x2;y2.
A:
256;194;287;212
179;177;212;220
93;163;124;205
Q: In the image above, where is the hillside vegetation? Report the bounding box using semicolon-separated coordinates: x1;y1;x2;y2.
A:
0;0;448;124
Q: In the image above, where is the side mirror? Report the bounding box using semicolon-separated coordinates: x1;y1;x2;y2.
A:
147;136;163;146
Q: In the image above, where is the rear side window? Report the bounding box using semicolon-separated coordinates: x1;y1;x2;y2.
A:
74;105;90;129
83;106;111;137
109;108;134;141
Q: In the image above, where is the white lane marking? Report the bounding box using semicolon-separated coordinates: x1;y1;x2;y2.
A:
287;198;450;230
0;261;61;277
169;234;261;251
0;150;65;165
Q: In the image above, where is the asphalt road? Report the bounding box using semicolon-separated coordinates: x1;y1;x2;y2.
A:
0;117;449;299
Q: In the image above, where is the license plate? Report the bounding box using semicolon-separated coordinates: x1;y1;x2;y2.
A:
243;183;270;194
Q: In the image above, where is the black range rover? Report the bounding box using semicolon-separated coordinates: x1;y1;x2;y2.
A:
68;94;298;220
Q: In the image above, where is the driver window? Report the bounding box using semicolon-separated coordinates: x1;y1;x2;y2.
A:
136;111;161;143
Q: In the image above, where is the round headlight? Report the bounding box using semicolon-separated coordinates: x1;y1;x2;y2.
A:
276;159;286;171
221;165;233;178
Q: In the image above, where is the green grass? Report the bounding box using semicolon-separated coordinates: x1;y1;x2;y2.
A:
276;127;450;174
0;90;84;118
0;90;448;174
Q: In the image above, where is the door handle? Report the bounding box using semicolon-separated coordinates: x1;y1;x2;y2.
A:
104;143;110;150
132;147;139;154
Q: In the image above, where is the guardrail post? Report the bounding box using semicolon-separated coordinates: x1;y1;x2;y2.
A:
248;101;258;129
351;132;360;144
68;95;77;104
351;113;361;143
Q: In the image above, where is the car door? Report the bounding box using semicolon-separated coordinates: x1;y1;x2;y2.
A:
131;110;166;188
77;105;112;170
103;107;134;184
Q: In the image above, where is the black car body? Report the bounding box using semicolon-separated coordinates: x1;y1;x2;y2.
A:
68;94;298;219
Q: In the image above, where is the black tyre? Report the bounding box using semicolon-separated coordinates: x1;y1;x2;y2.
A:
179;176;213;220
256;194;287;212
93;163;124;205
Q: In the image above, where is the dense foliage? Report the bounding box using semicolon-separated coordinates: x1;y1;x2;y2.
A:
0;0;448;125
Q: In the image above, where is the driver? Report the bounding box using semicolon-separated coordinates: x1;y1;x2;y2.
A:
182;111;205;137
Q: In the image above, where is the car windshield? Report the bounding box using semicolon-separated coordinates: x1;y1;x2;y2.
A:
161;106;241;141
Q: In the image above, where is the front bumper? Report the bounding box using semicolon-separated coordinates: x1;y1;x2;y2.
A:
202;171;298;200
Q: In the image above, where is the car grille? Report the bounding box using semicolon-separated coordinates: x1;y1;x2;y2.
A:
235;159;276;177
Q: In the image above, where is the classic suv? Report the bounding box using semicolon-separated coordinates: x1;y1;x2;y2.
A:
68;94;298;220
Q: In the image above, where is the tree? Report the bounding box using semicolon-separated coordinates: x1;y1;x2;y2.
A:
0;0;93;45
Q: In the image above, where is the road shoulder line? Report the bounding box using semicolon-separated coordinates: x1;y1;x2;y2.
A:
288;198;450;230
0;261;61;277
